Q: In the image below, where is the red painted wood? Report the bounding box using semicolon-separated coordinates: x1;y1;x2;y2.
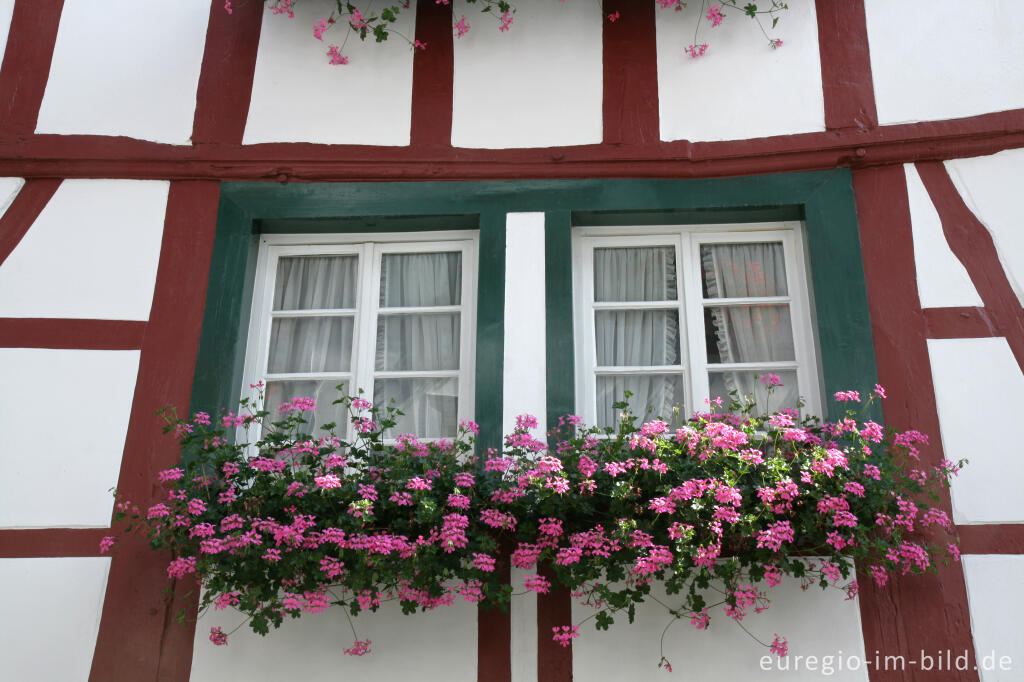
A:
0;528;109;557
815;0;877;131
88;181;221;682
0;318;146;349
602;0;658;145
958;525;1024;556
410;0;454;147
191;0;263;145
915;161;1024;372
0;178;60;265
854;165;978;681
536;565;572;682
0;0;64;141
478;542;512;682
0;110;1021;181
923;307;1000;340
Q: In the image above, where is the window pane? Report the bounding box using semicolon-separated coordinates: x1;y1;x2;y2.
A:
708;370;798;412
594;247;677;302
596;374;684;429
380;252;462;307
374;378;458;438
701;242;788;298
273;255;358;310
268;316;354;373
704;305;795;363
375;313;460;371
595;310;681;366
264;380;347;433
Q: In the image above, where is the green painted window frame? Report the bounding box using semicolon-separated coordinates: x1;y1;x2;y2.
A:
191;170;877;453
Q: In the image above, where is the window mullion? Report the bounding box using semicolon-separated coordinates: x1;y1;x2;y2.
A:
353;242;379;409
683;232;710;411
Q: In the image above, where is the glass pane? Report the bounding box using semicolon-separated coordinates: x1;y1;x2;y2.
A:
376;313;460;371
701;242;788;298
596;374;684;429
704;305;795;363
264;380;348;433
379;252;462;307
268;316;354;373
594;247;677;302
374;378;459;438
708;370;798;413
274;255;358;310
595;310;681;366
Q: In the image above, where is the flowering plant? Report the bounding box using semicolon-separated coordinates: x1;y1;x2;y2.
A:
108;379;961;664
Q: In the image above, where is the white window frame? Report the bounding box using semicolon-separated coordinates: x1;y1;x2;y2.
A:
241;230;478;441
572;221;821;424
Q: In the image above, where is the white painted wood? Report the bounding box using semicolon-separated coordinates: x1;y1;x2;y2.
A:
35;0;209;144
0;349;139;528
0;558;110;682
865;0;1024;125
946;150;1024;307
0;179;167;320
451;0;602;149
656;2;824;142
0;176;24;221
572;569;868;680
502;212;547;437
927;338;1024;524
962;555;1024;681
190;597;477;682
0;1;14;80
510;567;538;682
904;164;983;308
243;0;415;146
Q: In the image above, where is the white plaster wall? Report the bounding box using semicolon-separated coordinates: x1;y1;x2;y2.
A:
904;164;982;308
927;338;1024;524
243;0;414;146
573;572;867;680
35;0;210;144
946;149;1024;307
191;597;477;681
502;212;547;437
0;557;110;682
451;0;602;149
962;555;1024;681
0;179;167;320
0;0;15;65
510;566;538;682
0;349;139;528
657;3;824;142
865;0;1024;125
0;176;24;221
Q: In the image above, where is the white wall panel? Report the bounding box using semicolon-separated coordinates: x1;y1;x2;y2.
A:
510;567;538;682
0;349;139;528
904;164;982;308
866;0;1024;125
962;555;1024;681
0;176;24;221
0;0;15;67
657;3;823;142
451;1;602;149
946;150;1024;307
244;1;414;145
0;179;167;320
35;0;209;144
502;212;547;437
0;557;110;682
928;338;1024;524
573;572;867;680
191;598;477;681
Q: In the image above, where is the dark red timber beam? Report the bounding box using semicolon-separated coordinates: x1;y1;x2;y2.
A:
915;161;1024;372
923;307;1001;340
478;543;512;682
410;0;454;147
192;0;263;145
0;318;146;349
0;0;64;142
0;178;60;265
602;0;659;145
536;563;572;682
853;165;978;682
0;528;110;558
814;0;877;131
88;182;221;682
